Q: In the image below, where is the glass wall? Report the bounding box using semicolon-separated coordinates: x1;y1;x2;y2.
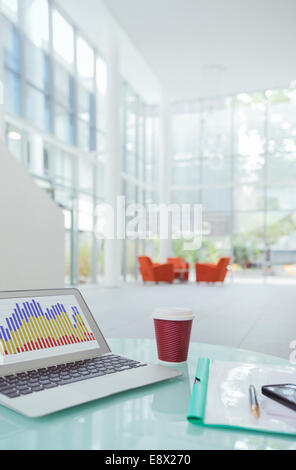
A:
171;89;296;278
1;0;106;285
1;0;158;285
121;82;159;281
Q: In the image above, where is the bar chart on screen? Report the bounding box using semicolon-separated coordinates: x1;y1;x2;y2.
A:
0;296;97;358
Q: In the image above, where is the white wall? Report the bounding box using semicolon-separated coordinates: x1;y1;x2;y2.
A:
0;140;65;290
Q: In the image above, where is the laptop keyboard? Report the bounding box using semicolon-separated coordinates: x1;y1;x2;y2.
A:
0;355;147;399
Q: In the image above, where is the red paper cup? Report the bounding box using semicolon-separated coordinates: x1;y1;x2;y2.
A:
153;308;195;363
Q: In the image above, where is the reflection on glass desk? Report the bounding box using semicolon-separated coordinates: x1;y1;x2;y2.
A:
0;339;295;450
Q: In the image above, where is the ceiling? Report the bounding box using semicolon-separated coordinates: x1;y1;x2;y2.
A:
103;0;296;101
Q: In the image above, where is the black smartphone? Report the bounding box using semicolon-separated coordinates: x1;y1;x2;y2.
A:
262;384;296;412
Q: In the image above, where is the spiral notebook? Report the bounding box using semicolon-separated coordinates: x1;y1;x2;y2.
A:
187;358;296;436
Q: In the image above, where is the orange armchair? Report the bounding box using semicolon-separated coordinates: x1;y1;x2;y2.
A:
195;257;231;283
167;257;190;281
138;256;174;284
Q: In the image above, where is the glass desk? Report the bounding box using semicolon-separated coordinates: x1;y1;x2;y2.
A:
0;339;295;450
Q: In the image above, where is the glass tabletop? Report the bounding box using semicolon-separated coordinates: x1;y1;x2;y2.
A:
0;338;295;450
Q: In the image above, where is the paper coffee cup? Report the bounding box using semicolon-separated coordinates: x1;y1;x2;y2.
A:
153;308;195;363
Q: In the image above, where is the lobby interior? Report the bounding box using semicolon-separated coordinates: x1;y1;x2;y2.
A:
1;0;296;362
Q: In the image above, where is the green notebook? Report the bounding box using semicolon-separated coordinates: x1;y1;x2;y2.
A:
187;358;296;437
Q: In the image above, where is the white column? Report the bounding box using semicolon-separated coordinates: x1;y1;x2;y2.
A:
158;92;171;263
104;25;121;287
0;0;4;140
30;134;44;175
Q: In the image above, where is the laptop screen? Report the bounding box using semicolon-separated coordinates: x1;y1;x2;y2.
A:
0;294;99;364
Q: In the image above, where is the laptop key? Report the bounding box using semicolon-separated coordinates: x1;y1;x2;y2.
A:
39;380;51;385
43;384;57;390
0;386;18;394
31;385;44;392
7;391;21;398
20;389;33;395
57;376;88;386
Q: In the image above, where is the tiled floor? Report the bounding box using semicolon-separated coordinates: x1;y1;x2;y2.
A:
80;278;296;360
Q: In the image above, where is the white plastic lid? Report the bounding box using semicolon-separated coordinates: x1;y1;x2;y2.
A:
152;308;195;321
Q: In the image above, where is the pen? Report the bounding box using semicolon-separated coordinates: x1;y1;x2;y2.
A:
249;384;260;419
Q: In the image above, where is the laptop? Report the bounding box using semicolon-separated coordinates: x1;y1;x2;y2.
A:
0;288;181;418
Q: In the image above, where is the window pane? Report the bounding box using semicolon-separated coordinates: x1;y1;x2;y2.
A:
78;196;94;284
97;131;106;159
233;212;264;273
266;212;296;275
234;155;265;184
4;69;20;115
234;93;266;158
145;162;154;186
234;185;264;211
126;93;137;155
171;190;200;205
78;160;94;193
267;152;296;184
96;164;105;199
202;157;231;186
201;213;232;263
55;105;74;144
52;149;73;187
172;160;201;186
268;89;296;155
77;85;95;123
267;186;296;211
78;196;94;231
96;57;107;132
1;0;18;23
202;188;232;212
23;0;49;48
172;111;200;160
27;135;47;176
126;240;136;281
25;85;51;131
52;10;74;66
202;98;232;158
78;120;95;151
24;38;50;91
3;16;19;71
138;102;145;181
77;36;94;88
126;151;136;177
79;232;93;283
146;109;159;187
54;62;74;108
125;183;136;205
